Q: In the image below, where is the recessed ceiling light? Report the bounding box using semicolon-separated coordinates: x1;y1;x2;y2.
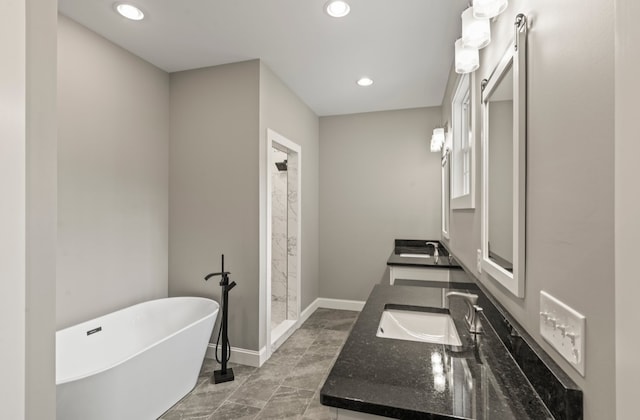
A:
357;77;374;87
115;3;145;21
325;1;351;18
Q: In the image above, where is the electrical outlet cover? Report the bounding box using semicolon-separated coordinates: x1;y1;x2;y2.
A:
539;291;586;376
476;249;482;273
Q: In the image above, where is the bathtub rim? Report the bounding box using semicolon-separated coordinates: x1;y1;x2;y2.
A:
56;296;219;385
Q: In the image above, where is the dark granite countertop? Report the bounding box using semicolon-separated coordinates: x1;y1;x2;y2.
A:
320;284;554;419
387;239;462;269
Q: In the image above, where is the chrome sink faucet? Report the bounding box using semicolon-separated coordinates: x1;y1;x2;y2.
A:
445;292;483;334
425;241;440;258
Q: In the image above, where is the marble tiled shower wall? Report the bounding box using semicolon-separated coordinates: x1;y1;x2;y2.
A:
271;149;288;328
286;153;298;320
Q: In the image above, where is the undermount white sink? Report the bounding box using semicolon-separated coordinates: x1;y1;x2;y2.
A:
377;308;462;346
398;253;432;258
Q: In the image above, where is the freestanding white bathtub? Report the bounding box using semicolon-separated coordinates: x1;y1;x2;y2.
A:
56;297;219;420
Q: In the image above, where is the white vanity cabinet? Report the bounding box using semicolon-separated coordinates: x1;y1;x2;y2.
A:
388;265;450;284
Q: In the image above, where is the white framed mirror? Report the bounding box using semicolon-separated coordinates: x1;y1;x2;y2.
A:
480;14;528;297
442;147;451;239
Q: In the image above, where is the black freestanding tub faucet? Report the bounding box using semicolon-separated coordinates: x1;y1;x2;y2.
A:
204;254;237;384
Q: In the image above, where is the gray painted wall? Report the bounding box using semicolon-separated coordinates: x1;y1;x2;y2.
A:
259;62;320;345
26;3;58;419
57;16;170;328
169;60;320;352
1;1;57;418
441;1;615;418
169;60;261;351
2;2;28;417
615;0;640;417
319;108;442;300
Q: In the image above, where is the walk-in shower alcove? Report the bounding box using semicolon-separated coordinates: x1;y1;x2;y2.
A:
266;129;301;351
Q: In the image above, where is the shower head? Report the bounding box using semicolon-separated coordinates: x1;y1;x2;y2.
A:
275;160;288;172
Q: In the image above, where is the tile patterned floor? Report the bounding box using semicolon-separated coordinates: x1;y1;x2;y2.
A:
160;308;359;420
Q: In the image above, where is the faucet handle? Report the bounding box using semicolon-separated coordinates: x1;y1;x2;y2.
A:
470;305;483;333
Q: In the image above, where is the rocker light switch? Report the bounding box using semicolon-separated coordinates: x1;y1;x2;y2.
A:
539;291;586;376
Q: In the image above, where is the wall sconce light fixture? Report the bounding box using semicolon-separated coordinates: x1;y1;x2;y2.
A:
454;1;508;74
461;7;490;49
430;127;446;152
455;38;479;74
472;0;508;19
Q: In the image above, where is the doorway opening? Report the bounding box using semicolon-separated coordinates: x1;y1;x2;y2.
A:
266;129;301;352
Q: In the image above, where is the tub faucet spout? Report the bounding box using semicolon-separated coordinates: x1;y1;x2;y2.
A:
205;271;231;286
205;272;224;281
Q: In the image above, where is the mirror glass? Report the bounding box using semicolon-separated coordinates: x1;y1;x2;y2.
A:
487;65;513;272
480;13;527;298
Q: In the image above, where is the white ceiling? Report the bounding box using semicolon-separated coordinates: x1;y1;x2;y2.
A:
58;0;467;116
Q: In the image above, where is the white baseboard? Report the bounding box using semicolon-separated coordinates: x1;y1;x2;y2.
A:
297;297;364;321
317;297;365;312
210;298;364;368
205;344;267;368
299;298;320;324
271;319;297;351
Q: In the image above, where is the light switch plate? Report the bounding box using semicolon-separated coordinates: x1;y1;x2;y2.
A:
476;249;482;273
539;291;586;376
